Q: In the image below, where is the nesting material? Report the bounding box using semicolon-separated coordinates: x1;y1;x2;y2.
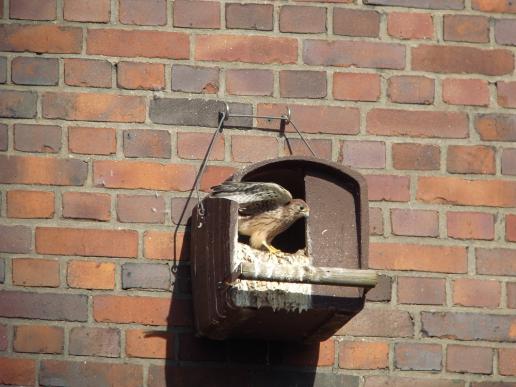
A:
230;242;312;312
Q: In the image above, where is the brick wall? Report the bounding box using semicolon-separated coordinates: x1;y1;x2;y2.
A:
0;0;515;386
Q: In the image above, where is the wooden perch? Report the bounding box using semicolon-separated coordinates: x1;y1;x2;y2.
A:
236;262;378;288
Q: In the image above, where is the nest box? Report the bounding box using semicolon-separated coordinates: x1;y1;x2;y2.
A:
190;156;376;342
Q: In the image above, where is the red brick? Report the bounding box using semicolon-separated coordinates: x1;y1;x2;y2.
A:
366;274;392;302
284;138;332;160
333;73;380;102
117;62;165;90
226;69;273;96
62;192;111;221
171;198;196;226
200;166;236;192
0;357;36;386
231;135;278;163
387;12;433;39
392;143;440;170
257;104;359;135
391;209;438;237
453;278;500;308
12;57;58;85
122;263;170;290
370;243;467;273
508;283;516;308
172;65;219;93
304;40;405;69
173;0;220;29
143;230;189;261
0;225;31;254
43;92;145;123
12;258;60;287
342;141;385;169
367;109;468;138
225;3;273;31
388;75;434;104
442;78;489;106
472;0;516;13
0;58;6;84
337;307;414;337
398;277;446;305
67;260;115;289
36;227;138;258
475;114;516;142
14;325;63;354
126;329;173;359
117;194;165;224
0;90;37;118
499;348;516;375
418;177;516;207
507;214;516;242
123;129;171;158
280;70;326;99
119;0;166;26
270;339;335;367
339;341;388;369
0;123;6;150
495;19;516;45
369;207;384;236
364;0;463;8
7;190;54;219
69;327;120;357
444;15;489;43
64;58;112;88
447;211;495;240
64;0;110;22
280;5;326;33
0;155;87;186
447;145;495;174
412;45;514;75
177;132;224;161
365;377;463;387
68;126;116;155
333;8;379;37
14;124;61;153
87;29;189;59
0;325;7;351
395;343;442;371
196;35;297;64
93;160;196;191
365;175;410;202
476;248;516;276
447;345;493;374
498;81;516;108
10;0;56;20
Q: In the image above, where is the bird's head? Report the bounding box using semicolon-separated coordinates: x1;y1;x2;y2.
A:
289;199;310;218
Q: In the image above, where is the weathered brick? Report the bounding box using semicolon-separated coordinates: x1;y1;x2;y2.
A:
388;75;434;104
143;230;189;260
122;263;171;290
475;114;516;142
417;177;516;207
67;260;115;289
339;341;388;369
43;92;146;123
64;0;110;22
14;325;63;354
391;209;439;237
88;29;189;59
69;327;120;357
12;258;60;287
196;35;297;64
119;0;166;26
421;312;516;342
453;278;500;308
7;190;54;219
370;243;467;273
62;191;111;221
337;307;414;337
270;339;335;367
118;62;165;90
226;3;273;31
0;123;6;150
0;90;37;118
447;345;493;374
387;12;433;39
477;248;516;276
364;0;464;9
368;207;384;237
68;126;116;155
341;141;385;169
498;81;516;108
365;377;464;387
280;5;326;33
232;135;278;163
365;175;410;202
304;40;405;69
36;227;138;258
398;276;446;305
0;225;31;254
395;343;442;371
117;194;165;224
0;324;7;350
94;160;196;191
0;58;6;84
64;58;112;88
334;8;379;37
170;198;194;229
495;19;516;46
172;65;219;94
499;348;516;376
472;0;516;13
280;70;326;99
126;329;173;359
200;166;236;192
333;73;380;102
0;24;82;54
367;109;468;138
447;145;495;174
177;132;225;161
226;69;274;96
366;274;392;302
178;332;227;362
173;0;220;29
447;211;495;240
508;283;516;308
284;138;332;160
123;129;171;159
12;57;58;85
412;45;513;75
0;291;87;321
10;0;56;20
444;15;489;43
507;214;516;242
392;143;440;170
14;124;61;153
442;79;489;107
0;357;36;386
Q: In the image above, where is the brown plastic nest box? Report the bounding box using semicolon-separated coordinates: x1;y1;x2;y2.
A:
190;156;376;342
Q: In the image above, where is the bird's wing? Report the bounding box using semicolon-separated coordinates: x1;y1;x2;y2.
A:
210;181;292;215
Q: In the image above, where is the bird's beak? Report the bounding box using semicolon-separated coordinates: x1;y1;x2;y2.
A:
303;209;310;218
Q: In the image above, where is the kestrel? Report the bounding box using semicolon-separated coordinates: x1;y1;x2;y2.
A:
210;181;309;254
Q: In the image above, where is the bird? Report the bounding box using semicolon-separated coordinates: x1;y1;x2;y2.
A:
210;181;309;254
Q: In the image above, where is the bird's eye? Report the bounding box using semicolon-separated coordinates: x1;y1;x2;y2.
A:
300;206;305;210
